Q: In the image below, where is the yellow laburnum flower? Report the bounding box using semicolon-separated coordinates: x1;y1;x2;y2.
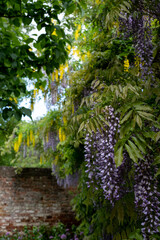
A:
14;141;19;152
95;0;101;4
60;65;64;80
52;72;55;81
124;57;129;72
77;24;81;31
65;63;69;70
81;54;85;61
40;156;42;165
14;97;18;104
135;56;140;72
18;132;23;146
33;89;37;98
75;29;79;40
87;51;91;59
63;116;67;126
59;127;62;142
55;69;59;82
67;45;71;53
32;135;35;147
83;36;86;41
27;134;30;147
62;132;66;141
51;19;57;25
53;155;59;165
30;130;33;142
52;29;57;36
9;97;18;104
40;86;44;92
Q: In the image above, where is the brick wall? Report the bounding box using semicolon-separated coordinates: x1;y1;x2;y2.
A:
0;167;77;235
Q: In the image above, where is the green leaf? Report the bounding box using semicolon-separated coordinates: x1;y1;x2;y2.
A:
135;114;142;129
78;121;85;133
12;18;21;27
114;146;123;167
153;155;160;165
65;2;76;15
2;108;13;120
20;107;32;118
14;111;22;121
125;144;138;163
137;111;154;121
22;17;32;25
128;140;144;160
25;38;34;44
132;136;146;154
154;131;160;142
134;104;153;112
120;110;133;124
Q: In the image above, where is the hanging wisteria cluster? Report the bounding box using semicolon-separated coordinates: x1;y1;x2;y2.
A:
134;157;160;239
84;105;160;237
43;129;59;152
52;164;79;188
119;0;159;80
84;106;130;205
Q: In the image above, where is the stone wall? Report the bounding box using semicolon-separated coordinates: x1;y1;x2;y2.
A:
0;167;77;235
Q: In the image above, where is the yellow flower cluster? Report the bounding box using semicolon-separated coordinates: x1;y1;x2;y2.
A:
75;24;81;40
52;63;69;82
95;0;101;4
9;97;18;104
14;132;23;152
124;57;129;72
14;141;20;152
59;127;66;142
40;155;43;165
63;116;67;126
135;56;140;73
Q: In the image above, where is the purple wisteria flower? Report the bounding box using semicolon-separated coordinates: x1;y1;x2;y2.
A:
61;233;67;239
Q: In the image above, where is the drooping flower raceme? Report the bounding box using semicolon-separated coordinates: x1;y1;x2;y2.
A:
84;106;122;205
134;157;160;239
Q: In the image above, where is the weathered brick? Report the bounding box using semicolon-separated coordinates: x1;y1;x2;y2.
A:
0;167;77;235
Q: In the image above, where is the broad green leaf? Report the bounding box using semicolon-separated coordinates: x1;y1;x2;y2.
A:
153;156;160;165
89;119;96;133
125;144;138;163
154;131;160;142
93;118;102;132
128;140;144;160
134;105;153;112
21;107;32;118
78;121;85;133
86;122;92;134
66;2;76;15
135;114;142;129
137;111;154;121
22;17;32;25
114;146;123;167
120;110;133;124
132;136;146;154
